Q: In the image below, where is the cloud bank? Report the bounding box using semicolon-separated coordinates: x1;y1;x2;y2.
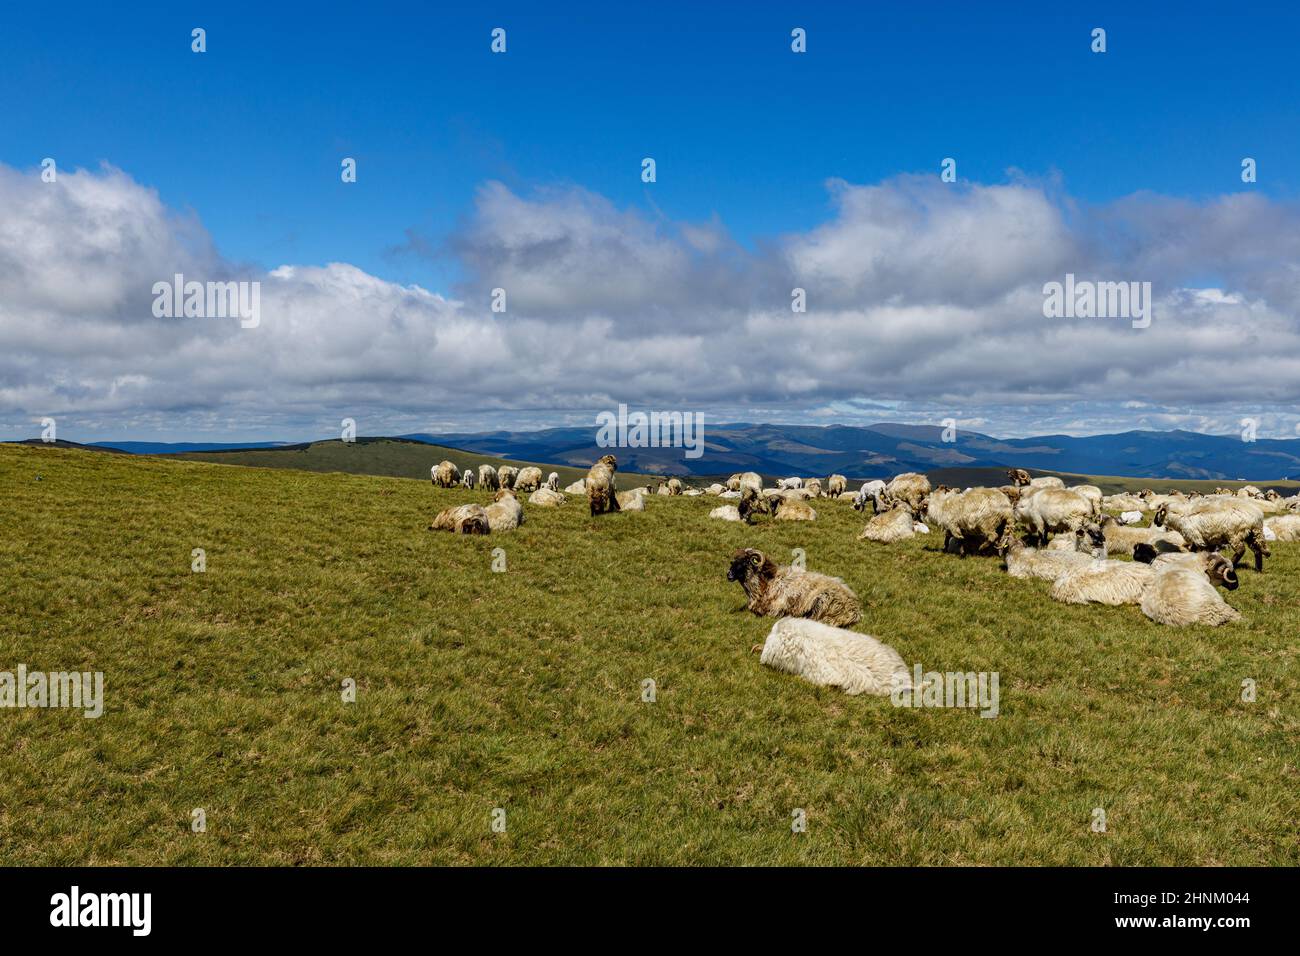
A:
3;161;1300;440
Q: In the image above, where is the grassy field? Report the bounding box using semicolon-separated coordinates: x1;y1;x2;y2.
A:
1;443;1297;865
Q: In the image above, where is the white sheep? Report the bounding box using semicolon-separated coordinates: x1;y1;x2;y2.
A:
776;477;804;490
1014;487;1095;546
461;469;477;491
709;504;743;522
757;618;911;696
546;472;560;491
1264;514;1300;541
925;486;1013;556
430;460;460;488
485;489;525;532
514;466;543;492
1049;560;1155;606
858;505;915;543
478;464;500;492
826;474;847;496
528;487;567;507
852;479;887;513
1154;499;1269;572
997;525;1103;581
1140;564;1240;627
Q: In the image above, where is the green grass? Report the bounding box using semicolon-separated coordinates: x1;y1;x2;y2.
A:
1;443;1297;865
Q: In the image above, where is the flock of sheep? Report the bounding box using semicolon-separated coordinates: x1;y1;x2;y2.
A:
426;455;1293;695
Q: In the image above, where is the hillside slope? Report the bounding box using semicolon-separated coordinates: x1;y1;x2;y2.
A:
1;442;1296;865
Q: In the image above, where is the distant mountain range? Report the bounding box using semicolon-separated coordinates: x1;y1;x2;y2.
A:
401;423;1300;481
10;423;1300;481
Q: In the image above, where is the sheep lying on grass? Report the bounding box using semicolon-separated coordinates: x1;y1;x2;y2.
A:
858;504;915;543
1155;500;1269;571
485;489;524;532
564;478;586;494
996;525;1104;580
528;487;567;507
1050;560;1155;606
709;504;742;522
1264;514;1300;541
616;489;646;511
586;455;620;516
1097;514;1187;556
756;617;909;696
1140;562;1241;627
431;460;461;488
727;548;861;627
428;503;490;535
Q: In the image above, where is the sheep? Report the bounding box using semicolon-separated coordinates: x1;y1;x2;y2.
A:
1154;499;1269;572
776;477;803;490
616;489;646;511
1029;476;1065;489
726;473;742;491
1140;549;1241;591
1097;514;1187;557
726;548;861;627
478;464;500;492
858;504;916;543
756;617;910;696
666;477;684;496
1049;560;1155;606
881;472;931;519
852;479;887;513
485;489;524;532
1014;487;1095;546
1140;563;1241;627
461;469;477;491
586;454;620;516
738;486;774;524
1264;514;1300;541
706;483;726;495
726;471;762;495
996;525;1104;581
1006;468;1031;486
1103;493;1146;512
528;487;567;507
925;486;1014;557
826;474;847;497
774;497;817;521
514;466;543;492
497;466;519;490
1005;468;1063;489
430;460;460;488
546;472;560;491
564;478;586;494
1118;510;1143;525
803;478;824;499
428;503;490;535
1069;484;1103;513
709;504;742;522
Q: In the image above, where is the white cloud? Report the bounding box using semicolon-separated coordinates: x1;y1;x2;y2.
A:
3;161;1300;440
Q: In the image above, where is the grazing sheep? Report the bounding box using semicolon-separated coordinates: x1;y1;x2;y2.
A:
1049;560;1155;606
428;503;490;535
757;618;909;696
709;504;742;522
461;469;477;491
431;460;461;488
996;525;1104;581
738;486;780;523
925;486;1014;557
514;466;543;492
882;472;932;519
1155;500;1269;571
1140;564;1241;627
546;472;560;491
858;504;916;543
666;477;684;496
726;548;861;627
485;489;525;532
777;477;804;490
497;466;519;490
1264;514;1300;541
1015;487;1095;546
478;464;500;492
852;480;887;513
616;489;646;511
826;474;847;496
586;454;621;516
528;487;567;507
803;478;824;499
564;478;586;494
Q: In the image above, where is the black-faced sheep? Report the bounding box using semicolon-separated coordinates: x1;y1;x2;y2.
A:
1154;500;1269;572
461;469;477;491
726;548;861;628
431;460;461;488
586;455;621;516
428;503;490;535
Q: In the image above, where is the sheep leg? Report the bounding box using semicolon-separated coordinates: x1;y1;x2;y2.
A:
1247;530;1269;572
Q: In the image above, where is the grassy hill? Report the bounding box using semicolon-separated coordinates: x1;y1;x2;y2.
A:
170;437;658;487
1;442;1296;865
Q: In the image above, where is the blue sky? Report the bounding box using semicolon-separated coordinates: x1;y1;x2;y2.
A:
3;1;1293;292
3;2;1300;443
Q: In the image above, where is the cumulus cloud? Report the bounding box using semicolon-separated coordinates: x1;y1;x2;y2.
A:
3;160;1300;440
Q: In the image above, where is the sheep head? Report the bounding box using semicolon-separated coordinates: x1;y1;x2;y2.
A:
1203;553;1239;590
1079;521;1107;557
727;548;775;584
1132;542;1158;564
1153;504;1169;528
1007;468;1031;487
597;454;618;469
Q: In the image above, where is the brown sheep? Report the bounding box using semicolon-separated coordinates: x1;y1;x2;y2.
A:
586;454;621;516
726;548;861;628
428;503;490;535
